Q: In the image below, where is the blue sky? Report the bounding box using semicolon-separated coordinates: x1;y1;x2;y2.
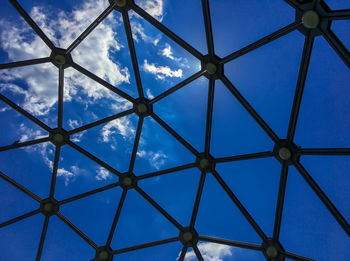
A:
0;0;349;260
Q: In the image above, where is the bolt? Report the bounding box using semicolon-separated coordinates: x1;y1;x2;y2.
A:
278;147;291;161
302;10;320;29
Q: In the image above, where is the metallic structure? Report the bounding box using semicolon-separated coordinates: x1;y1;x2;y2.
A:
0;0;349;260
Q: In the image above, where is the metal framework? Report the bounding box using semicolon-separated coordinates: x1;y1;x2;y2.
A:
0;0;349;260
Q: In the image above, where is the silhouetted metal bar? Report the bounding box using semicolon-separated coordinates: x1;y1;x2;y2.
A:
0;94;51;132
137;163;197;180
58;66;64;129
36;215;49;261
68;141;121;176
136;187;183;230
326;9;350;20
0;57;51;70
178;246;188;261
66;4;115;54
0;171;42;202
212;170;267;240
106;189;127;246
57;212;98;249
287;34;314;143
68;109;134;135
272;163;289;243
128;117;143;172
201;0;215;56
151;112;199;156
282;251;316;261
222;22;299;64
59;182;120;205
220;75;279;143
122;11;144;98
150;70;205;104
49;147;60;198
0;137;50;152
322;29;350;69
294;162;350;237
193;244;204;261
298;148;350;155
132;4;203;60
199;236;262;251
190;172;206;228
216;151;273;163
9;0;55;50
113;237;179;254
204;79;215;153
72;62;135;102
0;209;40;229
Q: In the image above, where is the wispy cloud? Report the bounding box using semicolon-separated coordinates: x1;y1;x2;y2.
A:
180;242;233;261
137;149;167;170
136;0;164;21
96;167;112;181
143;59;183;80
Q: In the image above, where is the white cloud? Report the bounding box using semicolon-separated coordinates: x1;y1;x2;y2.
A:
180;243;233;261
0;0;130;117
146;88;154;99
101;117;135;143
136;0;164;21
143;59;183;80
137;149;167;169
96;167;112;180
130;20;161;46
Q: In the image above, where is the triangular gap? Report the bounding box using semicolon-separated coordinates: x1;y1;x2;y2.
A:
20;0;110;49
331;20;350;50
210;80;273;158
0;177;39;222
133;116;196;175
186;241;265;260
209;0;295;57
0;62;58;128
280;166;350;260
0;212;43;260
301;155;350;221
0;1;51;63
325;0;350;10
0;142;53;199
225;31;304;138
116;240;182;261
59;186;123;246
0;101;49;147
42;215;95;261
54;144;120;201
154;76;208;152
70;113;138;174
295;36;350;148
138;167;201;226
196;173;262;245
129;9;201;99
63;67;133;131
72;10;139;98
111;189;179;250
134;0;207;54
216;157;281;237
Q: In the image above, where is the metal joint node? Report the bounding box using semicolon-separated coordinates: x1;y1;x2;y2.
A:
50;128;69;146
119;172;137;189
262;239;285;261
134;98;153;117
109;0;132;11
179;227;199;247
273;140;300;165
196;153;215;172
295;0;331;36
50;48;73;68
201;55;223;80
95;246;113;261
40;198;59;216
